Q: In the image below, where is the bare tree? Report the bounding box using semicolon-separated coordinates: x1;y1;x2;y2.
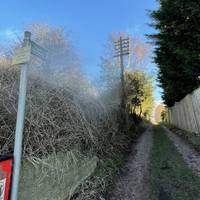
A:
26;23;81;77
128;36;150;71
99;33;150;108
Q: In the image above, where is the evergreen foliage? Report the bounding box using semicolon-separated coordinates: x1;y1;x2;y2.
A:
150;0;200;106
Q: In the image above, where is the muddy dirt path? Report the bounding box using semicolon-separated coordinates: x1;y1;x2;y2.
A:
109;126;153;200
163;126;200;176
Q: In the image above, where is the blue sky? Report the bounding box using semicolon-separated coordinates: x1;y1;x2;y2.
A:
0;0;162;101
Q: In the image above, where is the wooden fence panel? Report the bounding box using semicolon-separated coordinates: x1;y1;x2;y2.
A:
168;87;200;135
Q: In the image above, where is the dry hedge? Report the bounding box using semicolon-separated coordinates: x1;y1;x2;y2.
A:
0;65;128;160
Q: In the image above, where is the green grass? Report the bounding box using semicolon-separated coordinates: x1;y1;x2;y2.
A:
70;120;150;200
150;126;200;200
96;120;150;198
168;125;200;152
189;137;200;151
163;122;200;152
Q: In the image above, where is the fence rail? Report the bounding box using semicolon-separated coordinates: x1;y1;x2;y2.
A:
167;87;200;134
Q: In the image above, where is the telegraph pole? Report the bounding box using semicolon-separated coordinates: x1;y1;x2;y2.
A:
114;36;130;123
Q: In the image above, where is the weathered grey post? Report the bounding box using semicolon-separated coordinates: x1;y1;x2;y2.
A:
11;31;31;200
114;36;130;126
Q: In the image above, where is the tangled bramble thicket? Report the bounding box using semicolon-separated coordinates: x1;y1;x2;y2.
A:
0;24;150;200
0;65;130;159
0;63;135;199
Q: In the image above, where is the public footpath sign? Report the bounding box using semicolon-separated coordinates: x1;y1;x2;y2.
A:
0;156;13;200
10;31;47;200
12;46;31;66
12;40;46;66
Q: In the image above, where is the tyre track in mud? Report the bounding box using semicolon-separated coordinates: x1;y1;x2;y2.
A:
163;126;200;176
109;126;153;200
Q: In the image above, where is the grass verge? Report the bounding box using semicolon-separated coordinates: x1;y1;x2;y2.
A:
150;125;200;200
166;124;200;152
71;120;149;200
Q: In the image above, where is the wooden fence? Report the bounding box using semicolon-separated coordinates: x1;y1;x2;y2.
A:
167;87;200;134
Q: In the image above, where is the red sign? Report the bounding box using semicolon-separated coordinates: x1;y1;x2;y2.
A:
0;155;13;200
